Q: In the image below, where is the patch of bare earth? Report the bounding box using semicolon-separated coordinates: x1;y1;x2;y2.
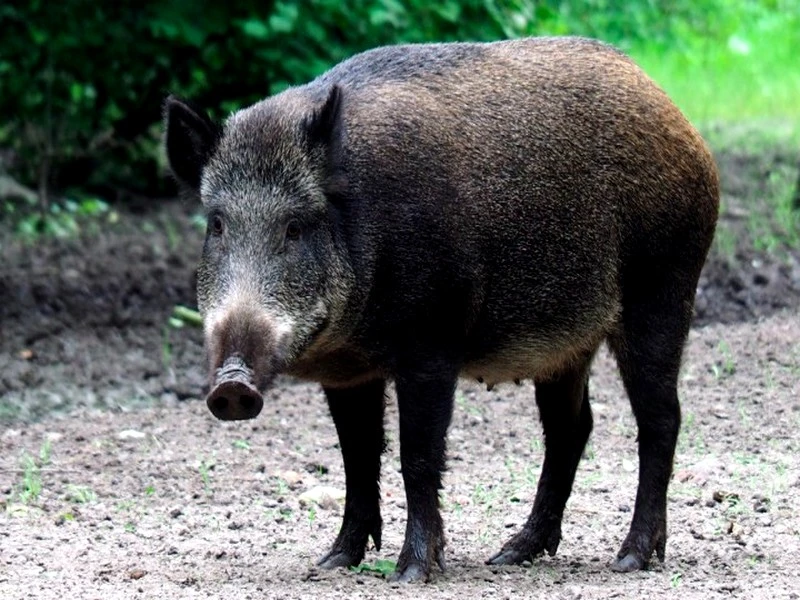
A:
2;311;799;600
2;141;800;598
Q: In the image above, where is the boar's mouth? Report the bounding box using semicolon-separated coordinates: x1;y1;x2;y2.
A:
206;355;265;420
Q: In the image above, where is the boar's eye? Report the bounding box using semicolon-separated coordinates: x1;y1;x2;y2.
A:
208;212;224;236
285;220;302;242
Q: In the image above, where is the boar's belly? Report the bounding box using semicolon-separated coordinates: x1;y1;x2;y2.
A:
462;324;609;388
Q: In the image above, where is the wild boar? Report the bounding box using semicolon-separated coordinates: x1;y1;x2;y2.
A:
164;36;719;582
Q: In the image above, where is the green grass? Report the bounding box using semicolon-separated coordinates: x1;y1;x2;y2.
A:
711;340;736;380
198;455;216;496
12;440;52;505
17;454;43;504
630;7;800;257
631;12;800;123
65;485;96;504
670;571;684;588
703;120;800;255
232;439;251;450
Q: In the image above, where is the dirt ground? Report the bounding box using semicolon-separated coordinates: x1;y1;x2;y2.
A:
1;138;799;599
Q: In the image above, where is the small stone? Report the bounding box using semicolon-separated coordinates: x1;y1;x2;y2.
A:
305;463;329;475
567;585;583;599
128;568;147;580
675;455;723;487
727;521;744;537
753;495;770;513
713;490;739;503
117;430;147;441
277;470;303;486
712;404;729;419
169;507;183;519
299;486;346;509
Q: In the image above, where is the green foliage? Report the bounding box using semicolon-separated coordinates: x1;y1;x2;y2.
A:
16;453;44;504
171;305;203;328
65;485;96;504
349;559;397;577
631;1;800;122
12;440;52;505
1;0;798;210
12;195;110;239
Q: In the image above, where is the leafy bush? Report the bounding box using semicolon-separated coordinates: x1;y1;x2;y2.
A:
0;0;794;212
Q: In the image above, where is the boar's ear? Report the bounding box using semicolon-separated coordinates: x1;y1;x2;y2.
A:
163;95;221;191
304;86;348;198
303;85;343;149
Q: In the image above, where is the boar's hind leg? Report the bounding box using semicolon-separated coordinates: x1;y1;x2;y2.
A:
487;357;593;566
391;360;459;583
318;379;386;569
608;271;695;572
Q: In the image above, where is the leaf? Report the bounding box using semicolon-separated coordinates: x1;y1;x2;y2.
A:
70;82;83;103
433;2;461;23
172;305;203;327
179;21;207;47
241;18;269;40
349;559;397;576
269;3;300;34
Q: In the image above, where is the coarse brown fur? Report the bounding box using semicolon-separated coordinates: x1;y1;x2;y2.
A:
164;36;719;582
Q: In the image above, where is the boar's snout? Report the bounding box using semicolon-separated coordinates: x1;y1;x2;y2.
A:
204;306;288;420
206;355;264;420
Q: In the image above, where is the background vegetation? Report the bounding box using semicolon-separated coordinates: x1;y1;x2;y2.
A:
1;0;798;234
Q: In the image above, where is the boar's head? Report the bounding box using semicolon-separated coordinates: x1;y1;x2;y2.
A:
164;86;354;420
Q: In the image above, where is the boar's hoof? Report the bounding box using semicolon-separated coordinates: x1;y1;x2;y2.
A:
487;524;561;566
610;552;647;572
389;545;445;583
388;561;428;584
317;550;360;569
486;548;529;566
611;527;665;572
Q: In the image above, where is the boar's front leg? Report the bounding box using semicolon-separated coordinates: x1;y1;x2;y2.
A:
391;359;458;583
318;379;386;569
